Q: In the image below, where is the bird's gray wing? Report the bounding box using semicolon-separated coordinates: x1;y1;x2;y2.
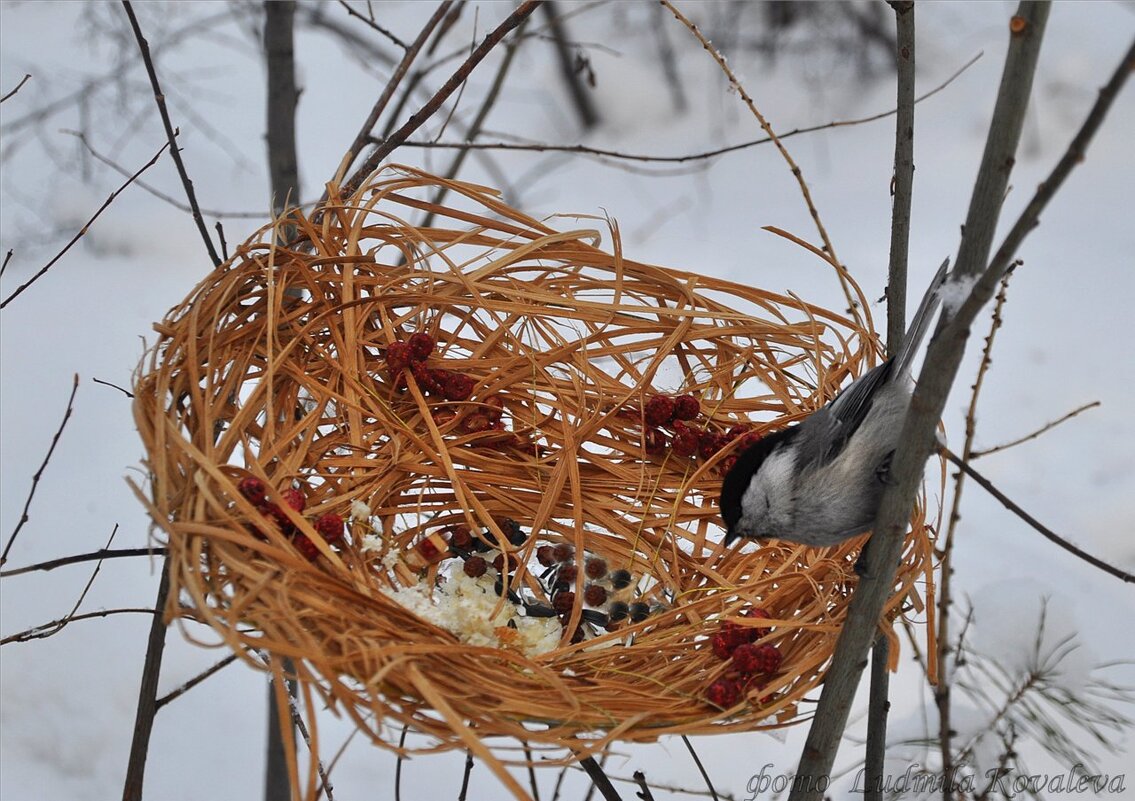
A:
795;361;893;469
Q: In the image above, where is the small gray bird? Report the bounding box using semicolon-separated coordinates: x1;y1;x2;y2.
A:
720;259;949;546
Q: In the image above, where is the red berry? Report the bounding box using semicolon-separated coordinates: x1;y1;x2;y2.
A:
706;678;742;708
716;455;738;476
644;395;676;427
536;545;556;567
238;476;267;505
738;430;763;450
259;501;293;533
482;394;505;422
385;341;412;369
698;431;726;460
449;525;473;550
460;411;493;434
293;533;320;561
407;332;436;361
492;552;519;573
313;512;344;542
742;607;773;639
583;584;608;607
671;429;699;457
552;543;574;563
643;427;668;454
584;557;608;580
553;591;576;614
280;487;306;512
731;643;782;675
442;372;475;402
673;394;700;421
463;555;488;577
556;564;579;586
410;361;443;394
711;631;738;659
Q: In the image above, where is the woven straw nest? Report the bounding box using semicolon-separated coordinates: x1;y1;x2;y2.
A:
133;165;934;783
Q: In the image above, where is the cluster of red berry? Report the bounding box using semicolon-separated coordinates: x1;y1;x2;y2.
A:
238;477;344;561
704;607;782;708
641;393;762;472
384;332;475;402
383;332;524;450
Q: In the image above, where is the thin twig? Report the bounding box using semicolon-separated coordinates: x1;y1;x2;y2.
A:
788;6;1054;798
92;376;135;398
0;73;31;104
579;755;623;801
332;1;453;196
155;653;240;709
523;741;541;801
632;770;656;801
937;269;1015;801
0;142;168;309
120;0;221;267
941;448;1133;584
420;15;528;228
0;546;163;578
395;50;981;166
395;723;409;801
0;249;12;280
971;400;1101;459
1;374;79;564
681;736;719;801
339;1;542;198
541;1;600;128
62;129;285;220
2;607;155;645
457;752;475;801
336;0;408;49
661;0;867;337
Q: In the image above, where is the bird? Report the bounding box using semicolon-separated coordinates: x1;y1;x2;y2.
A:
720;259;950;547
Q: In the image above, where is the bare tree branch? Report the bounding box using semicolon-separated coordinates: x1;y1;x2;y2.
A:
1;73;31;104
789;5;1054;798
121;0;222;267
971;400;1101;458
1;607;157;645
155;653;241;710
866;7;914;797
0;546;162;578
540;1;600;129
0;142;169;309
333;1;454;194
335;0;408;50
1;374;80;564
942;448;1134;584
339;1;542;198
122;559;172;801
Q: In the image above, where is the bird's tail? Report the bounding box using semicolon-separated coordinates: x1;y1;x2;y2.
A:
893;257;950;378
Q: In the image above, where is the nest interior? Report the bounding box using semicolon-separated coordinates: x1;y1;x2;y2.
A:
132;165;933;776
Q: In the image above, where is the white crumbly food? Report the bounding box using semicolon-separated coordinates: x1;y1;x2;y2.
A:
359;532;383;554
349;499;372;520
382;566;562;657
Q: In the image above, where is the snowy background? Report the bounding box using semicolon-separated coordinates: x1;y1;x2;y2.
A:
2;2;1133;799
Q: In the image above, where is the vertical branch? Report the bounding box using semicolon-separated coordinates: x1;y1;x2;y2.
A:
540;0;600;129
865;5;915;800
121;559;172;801
263;3;302;799
787;5;1052;799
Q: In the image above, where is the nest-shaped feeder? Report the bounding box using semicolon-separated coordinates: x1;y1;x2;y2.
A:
133;165;933;788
